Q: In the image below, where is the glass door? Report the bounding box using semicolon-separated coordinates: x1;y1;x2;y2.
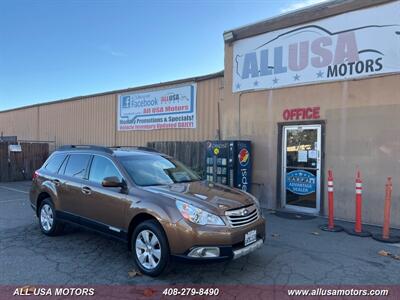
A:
282;124;321;214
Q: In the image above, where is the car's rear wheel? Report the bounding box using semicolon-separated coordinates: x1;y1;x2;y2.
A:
39;198;64;236
132;220;169;276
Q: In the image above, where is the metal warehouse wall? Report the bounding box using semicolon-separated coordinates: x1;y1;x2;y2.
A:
0;106;39;141
0;76;223;148
39;94;116;146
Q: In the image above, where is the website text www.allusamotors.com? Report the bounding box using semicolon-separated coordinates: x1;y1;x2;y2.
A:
288;288;389;297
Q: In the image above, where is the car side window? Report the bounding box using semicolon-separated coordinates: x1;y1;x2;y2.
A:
58;155;69;175
64;154;91;179
89;155;122;184
44;154;67;173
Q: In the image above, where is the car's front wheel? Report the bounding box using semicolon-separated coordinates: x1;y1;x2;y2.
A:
39;198;64;236
132;220;169;276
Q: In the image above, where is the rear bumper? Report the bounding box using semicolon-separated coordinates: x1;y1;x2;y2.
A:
29;186;37;211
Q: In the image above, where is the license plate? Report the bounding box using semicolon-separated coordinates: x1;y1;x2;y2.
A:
244;229;257;246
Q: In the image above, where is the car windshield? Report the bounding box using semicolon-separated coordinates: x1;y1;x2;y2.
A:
119;155;201;186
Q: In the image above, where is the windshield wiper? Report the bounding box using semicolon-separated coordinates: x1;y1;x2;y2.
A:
175;179;201;183
141;183;170;187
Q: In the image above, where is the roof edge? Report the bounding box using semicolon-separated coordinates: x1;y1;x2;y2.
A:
224;0;395;42
0;70;224;114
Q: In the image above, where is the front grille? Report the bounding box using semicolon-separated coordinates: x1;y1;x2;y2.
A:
225;204;259;228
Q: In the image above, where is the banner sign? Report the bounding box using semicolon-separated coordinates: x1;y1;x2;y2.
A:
118;84;196;131
232;1;400;92
286;170;316;195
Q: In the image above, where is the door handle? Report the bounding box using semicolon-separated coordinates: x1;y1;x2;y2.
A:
81;186;92;195
52;179;61;186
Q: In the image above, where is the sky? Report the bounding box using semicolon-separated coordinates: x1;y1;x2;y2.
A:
0;0;326;111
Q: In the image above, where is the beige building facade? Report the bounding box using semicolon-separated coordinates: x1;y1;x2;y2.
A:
221;0;400;226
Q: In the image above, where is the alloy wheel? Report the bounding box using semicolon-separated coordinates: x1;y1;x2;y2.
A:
40;204;54;232
135;229;162;270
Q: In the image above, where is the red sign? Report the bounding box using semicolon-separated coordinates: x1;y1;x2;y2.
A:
283;107;320;121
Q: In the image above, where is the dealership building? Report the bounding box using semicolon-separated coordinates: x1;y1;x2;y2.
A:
1;0;400;227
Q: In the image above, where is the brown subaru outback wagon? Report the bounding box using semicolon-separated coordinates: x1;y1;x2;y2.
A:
30;145;265;276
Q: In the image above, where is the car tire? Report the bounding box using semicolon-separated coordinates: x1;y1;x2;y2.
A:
131;220;170;277
38;198;64;236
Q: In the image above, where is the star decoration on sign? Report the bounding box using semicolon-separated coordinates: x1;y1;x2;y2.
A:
293;74;300;81
272;77;279;84
235;83;241;90
316;70;324;78
253;80;259;86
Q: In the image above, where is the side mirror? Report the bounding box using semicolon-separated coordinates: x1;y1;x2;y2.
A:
102;176;125;188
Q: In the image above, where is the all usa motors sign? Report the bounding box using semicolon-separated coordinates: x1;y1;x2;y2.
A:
232;1;400;92
118;84;196;131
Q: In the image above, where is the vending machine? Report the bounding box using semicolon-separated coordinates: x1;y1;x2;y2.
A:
205;140;252;192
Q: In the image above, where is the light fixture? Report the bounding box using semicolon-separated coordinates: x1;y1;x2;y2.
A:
188;247;220;258
223;31;234;42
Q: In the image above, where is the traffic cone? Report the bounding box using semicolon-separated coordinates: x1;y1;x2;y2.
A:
372;177;400;243
345;170;371;237
319;169;343;232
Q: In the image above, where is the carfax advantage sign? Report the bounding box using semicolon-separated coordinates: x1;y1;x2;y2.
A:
232;1;400;92
118;84;196;131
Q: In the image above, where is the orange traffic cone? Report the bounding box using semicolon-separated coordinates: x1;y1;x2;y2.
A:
319;169;343;232
345;170;371;237
372;177;400;243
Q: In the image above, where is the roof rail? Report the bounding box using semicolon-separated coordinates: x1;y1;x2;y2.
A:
57;145;114;154
111;146;161;153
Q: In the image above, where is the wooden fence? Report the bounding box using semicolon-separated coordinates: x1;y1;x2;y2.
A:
147;141;206;177
0;142;49;182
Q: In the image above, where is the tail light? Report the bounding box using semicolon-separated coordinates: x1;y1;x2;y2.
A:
32;171;39;180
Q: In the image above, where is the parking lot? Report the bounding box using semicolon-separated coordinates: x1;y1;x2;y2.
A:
1;181;400;286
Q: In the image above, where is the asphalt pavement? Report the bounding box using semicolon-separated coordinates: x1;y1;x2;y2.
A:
1;181;400;285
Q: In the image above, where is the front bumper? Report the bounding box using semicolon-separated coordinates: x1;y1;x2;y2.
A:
172;238;264;262
166;215;266;261
233;239;263;260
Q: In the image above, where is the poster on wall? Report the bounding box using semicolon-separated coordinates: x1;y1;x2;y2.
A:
286;170;316;196
232;1;400;93
118;84;196;131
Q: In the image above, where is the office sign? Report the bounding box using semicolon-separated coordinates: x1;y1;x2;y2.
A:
232;1;400;92
118;84;196;131
283;107;320;121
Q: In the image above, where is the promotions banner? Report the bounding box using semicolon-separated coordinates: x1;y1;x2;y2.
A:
118;84;196;131
232;1;400;92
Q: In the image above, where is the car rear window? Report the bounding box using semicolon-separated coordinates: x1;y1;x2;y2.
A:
64;154;91;179
44;154;67;173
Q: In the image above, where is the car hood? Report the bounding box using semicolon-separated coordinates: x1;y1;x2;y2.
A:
142;181;254;214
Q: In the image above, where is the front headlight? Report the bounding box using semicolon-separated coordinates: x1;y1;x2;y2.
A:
175;200;225;226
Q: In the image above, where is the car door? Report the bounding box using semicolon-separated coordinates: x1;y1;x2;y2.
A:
57;153;92;219
80;155;128;231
